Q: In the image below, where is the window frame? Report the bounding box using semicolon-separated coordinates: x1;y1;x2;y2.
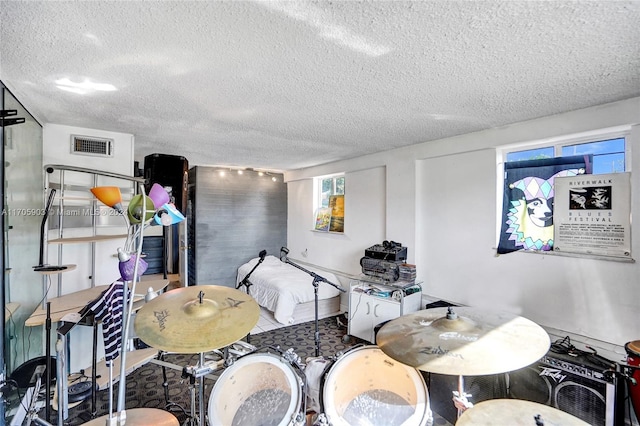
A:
495;125;632;257
313;173;345;233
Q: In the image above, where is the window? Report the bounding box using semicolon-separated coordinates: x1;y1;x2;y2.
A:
314;174;345;233
319;175;345;208
506;137;626;174
498;130;631;259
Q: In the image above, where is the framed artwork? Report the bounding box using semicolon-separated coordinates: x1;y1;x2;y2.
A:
314;207;332;231
328;195;344;233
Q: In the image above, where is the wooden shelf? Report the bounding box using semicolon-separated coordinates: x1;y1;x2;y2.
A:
26;278;170;327
48;234;128;244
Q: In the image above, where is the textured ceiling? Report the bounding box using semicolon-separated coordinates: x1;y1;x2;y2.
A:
1;1;639;171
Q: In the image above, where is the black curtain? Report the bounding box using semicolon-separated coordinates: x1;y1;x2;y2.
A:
498;155;592;255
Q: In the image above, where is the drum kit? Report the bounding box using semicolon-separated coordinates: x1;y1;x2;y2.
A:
91;285;626;426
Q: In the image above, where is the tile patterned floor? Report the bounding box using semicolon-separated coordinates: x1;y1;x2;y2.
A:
249;306;286;335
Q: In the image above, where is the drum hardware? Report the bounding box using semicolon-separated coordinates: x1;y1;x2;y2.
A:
279;247;346;357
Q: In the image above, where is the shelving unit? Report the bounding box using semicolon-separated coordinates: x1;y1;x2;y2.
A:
347;276;422;343
34;165;166;423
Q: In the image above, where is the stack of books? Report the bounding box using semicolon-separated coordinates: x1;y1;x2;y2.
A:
399;263;417;282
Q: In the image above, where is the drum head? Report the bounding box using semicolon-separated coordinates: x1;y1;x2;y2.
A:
322;346;431;426
208;352;302;426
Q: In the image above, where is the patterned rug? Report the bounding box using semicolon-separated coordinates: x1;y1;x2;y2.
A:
32;315;452;425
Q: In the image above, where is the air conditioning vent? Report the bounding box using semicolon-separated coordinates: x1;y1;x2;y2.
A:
70;135;114;157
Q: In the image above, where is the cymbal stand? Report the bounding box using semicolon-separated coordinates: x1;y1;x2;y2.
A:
452;375;473;419
181;352;225;426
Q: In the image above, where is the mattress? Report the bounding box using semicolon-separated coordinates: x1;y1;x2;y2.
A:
236;255;343;325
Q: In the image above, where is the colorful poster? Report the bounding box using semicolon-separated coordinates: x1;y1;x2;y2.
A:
498;155;591;254
553;172;632;259
328;195;344;233
314;208;332;231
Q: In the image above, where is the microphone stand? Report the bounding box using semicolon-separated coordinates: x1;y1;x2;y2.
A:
280;248;345;357
237;250;267;343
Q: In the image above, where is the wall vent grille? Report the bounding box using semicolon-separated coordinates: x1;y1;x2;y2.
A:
71;135;113;157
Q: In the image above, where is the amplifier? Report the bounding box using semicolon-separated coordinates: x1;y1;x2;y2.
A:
364;243;407;261
359;257;401;282
506;350;621;426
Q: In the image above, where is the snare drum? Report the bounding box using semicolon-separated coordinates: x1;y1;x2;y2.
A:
625;340;640;420
321;345;432;426
208;352;305;426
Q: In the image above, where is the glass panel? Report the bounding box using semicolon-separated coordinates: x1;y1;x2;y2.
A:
561;138;625;174
592;153;625;174
335;176;345;195
2;85;44;374
321;178;333;207
506;147;554;162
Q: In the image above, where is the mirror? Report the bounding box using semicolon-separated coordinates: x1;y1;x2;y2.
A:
2;82;44;375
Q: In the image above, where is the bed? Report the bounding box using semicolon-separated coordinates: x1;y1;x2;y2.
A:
236;255;343;325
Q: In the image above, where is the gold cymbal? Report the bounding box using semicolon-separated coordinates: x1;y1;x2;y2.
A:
81;408;179;425
456;399;590;425
376;307;550;376
134;285;259;353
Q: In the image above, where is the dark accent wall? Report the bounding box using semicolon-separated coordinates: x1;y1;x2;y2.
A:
187;166;287;287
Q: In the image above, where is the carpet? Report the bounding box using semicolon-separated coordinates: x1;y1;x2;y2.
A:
31;315;452;425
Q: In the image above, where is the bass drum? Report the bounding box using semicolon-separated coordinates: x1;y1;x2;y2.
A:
321;345;432;426
208;352;305;426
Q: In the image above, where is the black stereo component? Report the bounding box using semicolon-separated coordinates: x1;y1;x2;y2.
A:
360;256;401;281
364;241;407;261
506;350;621;426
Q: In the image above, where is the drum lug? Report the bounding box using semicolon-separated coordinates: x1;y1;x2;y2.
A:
311;413;329;426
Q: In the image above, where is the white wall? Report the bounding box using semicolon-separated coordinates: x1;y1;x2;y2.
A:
287;166;387;309
285;97;640;353
43;123;134;176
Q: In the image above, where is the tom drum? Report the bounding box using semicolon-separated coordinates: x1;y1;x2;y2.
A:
321;345;432;426
208;352;305;426
625;340;640;420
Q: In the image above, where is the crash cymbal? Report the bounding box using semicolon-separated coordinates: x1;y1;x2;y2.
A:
81;408;179;425
134;285;259;353
376;306;549;376
456;399;590;425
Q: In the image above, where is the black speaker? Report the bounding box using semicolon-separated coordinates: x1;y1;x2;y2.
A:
143;153;189;214
506;351;620;426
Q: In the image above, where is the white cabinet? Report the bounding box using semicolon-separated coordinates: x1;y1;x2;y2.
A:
348;278;422;343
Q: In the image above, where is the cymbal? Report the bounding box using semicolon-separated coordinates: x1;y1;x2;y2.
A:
456;399;590;425
134;285;259;353
81;408;179;425
376;307;549;376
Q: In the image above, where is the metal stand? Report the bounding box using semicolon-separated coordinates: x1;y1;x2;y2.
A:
452;375;473;419
236;250;267;344
181;352;225;426
279;247;345;357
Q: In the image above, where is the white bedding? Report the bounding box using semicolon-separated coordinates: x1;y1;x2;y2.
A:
236;255;342;325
